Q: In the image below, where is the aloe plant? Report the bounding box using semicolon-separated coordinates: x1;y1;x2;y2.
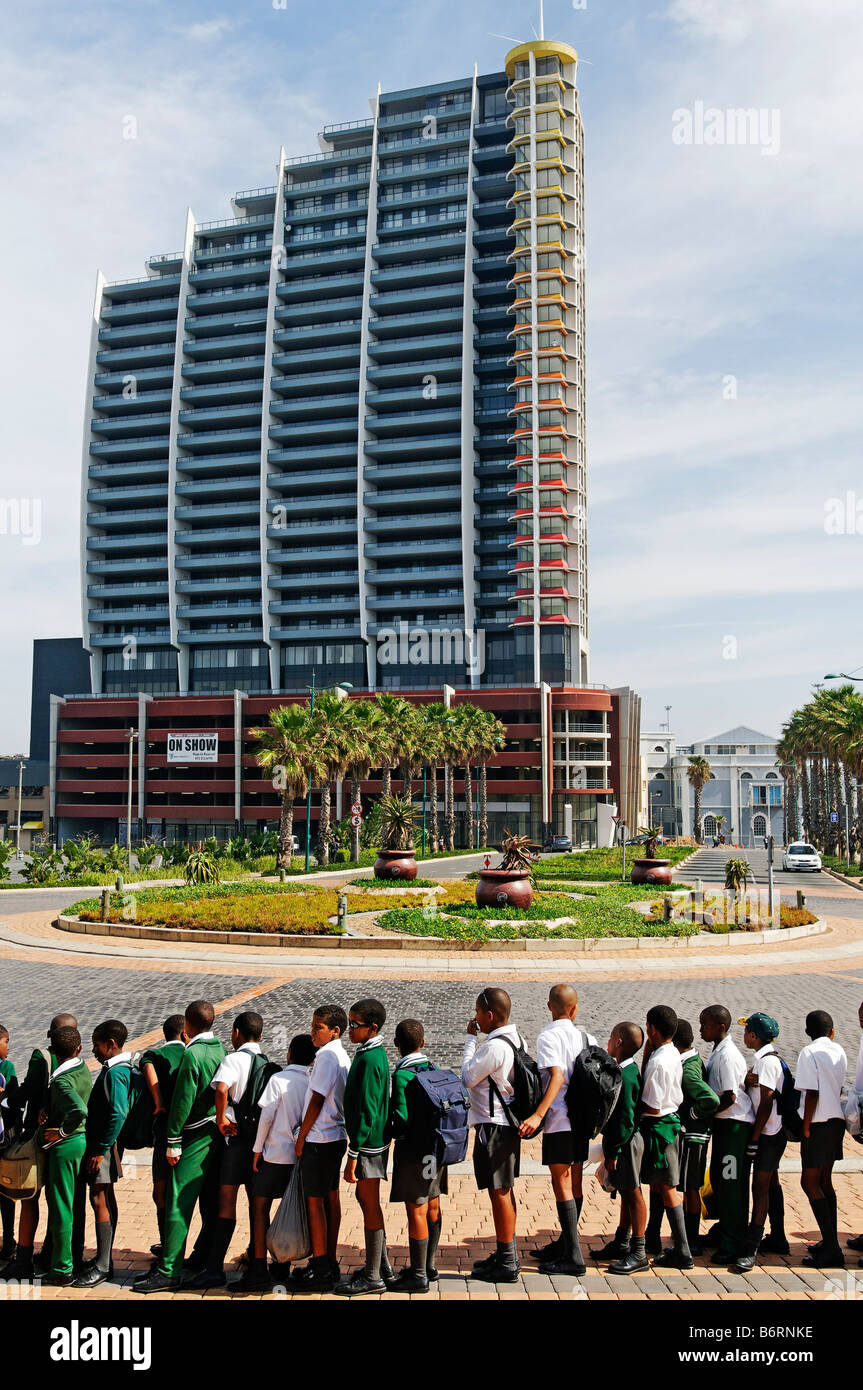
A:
497;830;540;874
725;857;752;893
379;794;416;852
184;850;221;886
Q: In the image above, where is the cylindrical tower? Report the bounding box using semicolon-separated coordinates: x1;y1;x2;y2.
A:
504;39;588;686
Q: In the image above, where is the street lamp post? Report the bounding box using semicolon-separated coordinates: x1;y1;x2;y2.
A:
304;671;316;872
126;729;139;872
15;757;24;856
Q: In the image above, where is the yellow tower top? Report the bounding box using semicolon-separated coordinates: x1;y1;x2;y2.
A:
504;39;578;78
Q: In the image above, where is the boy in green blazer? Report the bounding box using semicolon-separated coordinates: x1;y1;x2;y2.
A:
140;1014;187;1257
133;1000;227;1294
335;998;392;1297
41;1026;93;1286
73;1018;135;1287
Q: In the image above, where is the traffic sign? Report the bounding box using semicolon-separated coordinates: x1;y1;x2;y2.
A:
351;802;363;814
350;813;363;828
483;855;491;870
830;811;839;823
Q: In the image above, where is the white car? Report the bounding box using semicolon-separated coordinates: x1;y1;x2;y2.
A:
782;842;822;872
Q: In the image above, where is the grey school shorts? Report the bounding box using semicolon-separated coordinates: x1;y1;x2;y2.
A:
254;1160;294;1201
354;1148;389;1182
86;1145;122;1186
753;1127;787;1174
609;1130;644;1192
473;1123;520;1191
639;1130;681;1187
801;1118;844;1169
541;1130;589;1167
390;1143;449;1205
301;1139;347;1198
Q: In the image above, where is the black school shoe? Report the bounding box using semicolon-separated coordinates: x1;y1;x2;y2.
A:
802;1247;845;1269
230;1266;273;1293
132;1270;181;1294
538;1257;586;1277
654;1249;694;1271
608;1251;650;1275
288;1261;338;1292
426;1263;439;1282
530;1235;563;1261
72;1266;113;1289
592;1238;630;1261
471;1258;521;1284
760;1233;790;1255
389;1269;430;1293
0;1243;16;1261
847;1234;863;1252
333;1271;387;1297
182;1268;227;1290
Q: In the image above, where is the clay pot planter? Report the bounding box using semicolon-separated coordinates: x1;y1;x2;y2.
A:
475;868;534;911
373;848;418;881
630;857;673;887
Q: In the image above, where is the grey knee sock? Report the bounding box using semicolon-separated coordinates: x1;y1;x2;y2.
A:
556;1200;583;1265
426;1215;442;1272
496;1238;518;1269
94;1219;114;1274
381;1232;393;1278
409;1236;428;1277
364;1226;385;1281
667;1204;691;1258
631;1234;646;1258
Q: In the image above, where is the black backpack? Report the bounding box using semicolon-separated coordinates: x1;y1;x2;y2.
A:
764;1051;803;1142
403;1064;471;1167
232;1054;281;1141
119;1066;152;1150
488;1035;545;1132
566;1045;622;1141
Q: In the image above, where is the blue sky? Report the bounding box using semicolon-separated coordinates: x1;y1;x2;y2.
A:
1;0;861;748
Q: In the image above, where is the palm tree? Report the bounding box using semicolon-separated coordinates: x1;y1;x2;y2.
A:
343;700;388;863
453;705;497;850
474;710;507;848
438;711;463;851
311;691;352;867
250;705;325;868
419;702;449;852
373;692;411;798
686;754;712;844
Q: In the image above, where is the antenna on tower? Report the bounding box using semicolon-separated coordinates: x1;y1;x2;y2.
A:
539;0;545;39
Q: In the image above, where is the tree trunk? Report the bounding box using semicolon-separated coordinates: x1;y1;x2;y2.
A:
277;794;294;869
429;763;440;852
382;766;391;799
351;776;362;864
464;762;474;850
445;762;454;851
694;785;702;844
801;761;812;843
317;782;331;866
843;763;855;859
857;777;863;868
402;762;412;800
479;762;488;847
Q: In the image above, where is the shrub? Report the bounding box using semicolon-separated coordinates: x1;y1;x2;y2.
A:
184;850;220;886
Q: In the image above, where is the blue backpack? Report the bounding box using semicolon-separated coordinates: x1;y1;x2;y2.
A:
764;1051;803;1142
404;1067;471;1168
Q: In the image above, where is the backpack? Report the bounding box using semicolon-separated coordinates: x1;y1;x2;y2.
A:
765;1052;803;1142
232;1054;281;1141
116;1064;149;1150
566;1045;622;1141
489;1035;546;1132
403;1066;471;1167
0;1132;44;1201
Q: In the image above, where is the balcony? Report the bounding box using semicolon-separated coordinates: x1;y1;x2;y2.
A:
363;458;460;485
183;332;268;359
362;432;461;460
363;485;460;512
173;525;259;548
364;511;460;536
267;492;355;519
87;482;167;506
88;605;170;624
269;569;357;591
267;542;358;568
174;499;260;524
266;466;356;493
269;392;359;421
176;426;262;452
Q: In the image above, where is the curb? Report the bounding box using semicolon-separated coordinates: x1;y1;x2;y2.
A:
54;912;828;955
826;868;863;892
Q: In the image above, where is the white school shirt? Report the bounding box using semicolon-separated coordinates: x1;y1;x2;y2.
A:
303;1038;350;1142
461;1023;524;1127
211;1041;262;1124
641;1042;683;1118
254;1065;310;1164
705;1036;754;1123
746;1044;784;1136
796;1036;847;1123
536;1019;595;1135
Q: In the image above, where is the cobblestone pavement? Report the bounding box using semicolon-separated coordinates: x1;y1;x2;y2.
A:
3;850;863;1301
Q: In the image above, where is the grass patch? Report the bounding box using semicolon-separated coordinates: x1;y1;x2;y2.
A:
346;877;443;890
823;855;862;877
531;846;693;883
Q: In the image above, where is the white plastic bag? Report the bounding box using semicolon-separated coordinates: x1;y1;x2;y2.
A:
267;1163;311;1264
842;1088;863;1139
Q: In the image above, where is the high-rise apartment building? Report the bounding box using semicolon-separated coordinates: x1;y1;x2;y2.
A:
81;38;588;699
